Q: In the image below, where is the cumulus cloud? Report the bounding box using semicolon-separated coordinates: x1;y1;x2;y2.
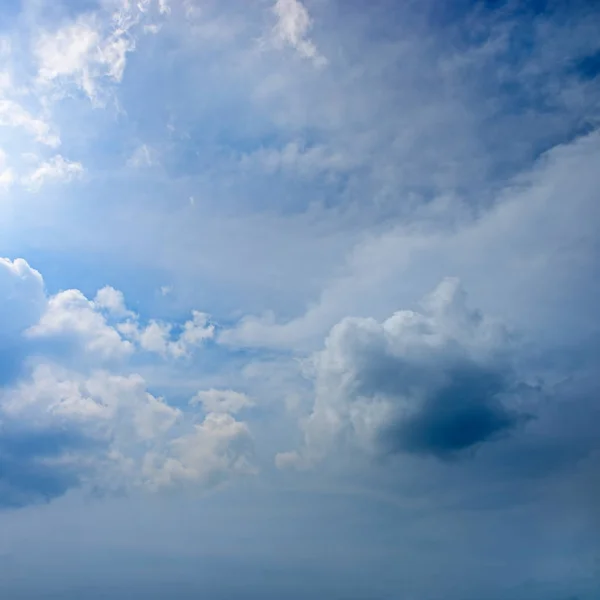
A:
0;364;254;506
26;289;134;362
0;258;254;507
0;258;212;366
142;412;255;489
93;286;133;319
277;278;526;468
120;311;215;358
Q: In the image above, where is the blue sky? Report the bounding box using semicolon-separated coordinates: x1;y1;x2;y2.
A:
1;0;599;598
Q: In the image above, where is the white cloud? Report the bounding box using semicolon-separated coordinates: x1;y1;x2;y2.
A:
176;311;215;352
119;310;214;358
26;289;133;361
158;0;171;15
94;286;133;319
191;389;254;415
36;20;101;92
2;257;213;366
34;0;171;106
23;155;83;190
136;320;172;354
270;0;327;66
142;412;255;489
0;99;60;147
35;17;133;105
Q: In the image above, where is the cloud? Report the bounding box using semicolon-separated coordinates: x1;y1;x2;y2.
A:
270;0;327;66
1;257;215;369
33;0;171;106
120;311;215;359
221;129;600;352
0;2;598;595
26;289;134;362
142;412;255;489
93;286;133;319
380;366;519;457
35;18;133;106
0;423;94;508
191;389;254;415
0;99;60;147
23;155;83;190
0;258;46;339
0;363;254;505
277;278;526;468
0;257;255;508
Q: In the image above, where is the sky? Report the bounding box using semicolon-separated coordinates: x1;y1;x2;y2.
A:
0;0;599;598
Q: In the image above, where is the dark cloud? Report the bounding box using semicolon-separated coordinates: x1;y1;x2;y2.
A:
0;425;91;508
381;366;522;458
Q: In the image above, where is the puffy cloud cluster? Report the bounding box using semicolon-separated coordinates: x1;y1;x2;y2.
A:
117;311;215;359
277;278;526;468
0;258;253;507
27;289;134;361
0;365;254;507
3;264;215;364
142;412;255;490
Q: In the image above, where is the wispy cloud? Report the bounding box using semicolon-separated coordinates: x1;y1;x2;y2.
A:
0;99;60;147
126;143;159;168
23;155;83;190
269;0;327;66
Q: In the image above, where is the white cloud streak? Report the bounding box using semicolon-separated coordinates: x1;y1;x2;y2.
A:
271;0;327;66
23;155;83;191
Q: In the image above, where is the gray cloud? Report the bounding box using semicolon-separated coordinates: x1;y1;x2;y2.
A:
277;278;532;467
0;425;93;508
380;365;522;458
